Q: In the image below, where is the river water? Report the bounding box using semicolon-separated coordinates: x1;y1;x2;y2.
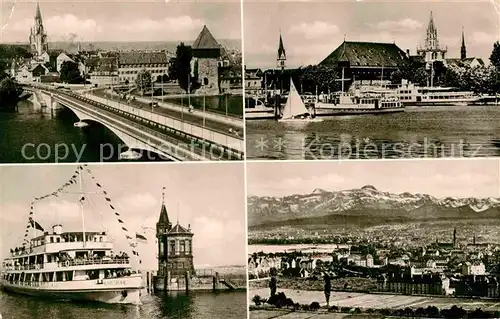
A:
0;99;166;163
0;290;247;319
245;105;500;160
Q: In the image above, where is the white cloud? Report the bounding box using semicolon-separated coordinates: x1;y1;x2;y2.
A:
370;18;423;32
289;21;340;40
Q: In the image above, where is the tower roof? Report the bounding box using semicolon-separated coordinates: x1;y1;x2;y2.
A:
278;33;286;60
158;203;170;225
168;223;192;234
35;2;42;22
192;25;220;50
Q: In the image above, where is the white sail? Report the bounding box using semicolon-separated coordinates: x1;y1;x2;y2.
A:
281;78;309;119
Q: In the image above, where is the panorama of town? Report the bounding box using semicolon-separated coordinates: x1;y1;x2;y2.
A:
0;2;244;162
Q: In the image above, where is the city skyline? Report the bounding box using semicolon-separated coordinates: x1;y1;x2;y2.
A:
1;0;242;44
247;160;500;198
244;0;499;69
0;163;246;269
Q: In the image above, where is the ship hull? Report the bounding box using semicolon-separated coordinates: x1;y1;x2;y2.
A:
1;275;143;305
2;282;141;305
314;107;404;116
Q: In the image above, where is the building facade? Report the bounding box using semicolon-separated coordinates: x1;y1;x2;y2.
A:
156;196;195;280
117;52;170;84
29;3;48;57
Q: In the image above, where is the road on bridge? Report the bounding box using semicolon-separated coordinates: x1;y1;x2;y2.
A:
56;92;240;161
91;90;243;137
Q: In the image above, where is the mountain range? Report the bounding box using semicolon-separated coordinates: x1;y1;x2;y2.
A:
248;185;500;229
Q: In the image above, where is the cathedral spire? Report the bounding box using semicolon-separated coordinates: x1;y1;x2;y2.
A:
461;26;467;60
425;11;439;49
35;2;42;22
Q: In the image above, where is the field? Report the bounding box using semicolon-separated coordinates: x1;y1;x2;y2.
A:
249;288;500;312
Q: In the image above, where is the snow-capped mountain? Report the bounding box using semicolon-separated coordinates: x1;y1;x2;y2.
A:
248;185;500;227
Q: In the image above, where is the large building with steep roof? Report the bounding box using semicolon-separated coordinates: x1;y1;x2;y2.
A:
319;40;409;88
192;25;222;94
156;191;195;281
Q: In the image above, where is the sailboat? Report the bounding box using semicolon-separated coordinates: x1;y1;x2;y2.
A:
278;78;323;123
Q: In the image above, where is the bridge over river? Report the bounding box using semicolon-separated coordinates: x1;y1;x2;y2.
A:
22;84;244;161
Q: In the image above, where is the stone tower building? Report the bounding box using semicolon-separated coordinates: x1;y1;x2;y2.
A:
156;191;195;280
192;25;221;95
29;2;48;56
417;11;447;63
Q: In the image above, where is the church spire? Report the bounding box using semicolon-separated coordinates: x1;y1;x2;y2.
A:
277;32;286;69
35;2;42;22
461;26;467;60
425;11;439;49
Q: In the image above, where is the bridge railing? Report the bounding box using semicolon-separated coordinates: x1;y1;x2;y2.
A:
23;84;244;159
54;94;219;161
84;93;244;153
53;92;242;160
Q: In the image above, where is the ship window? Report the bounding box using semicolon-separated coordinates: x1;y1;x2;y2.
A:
56;272;63;281
99;236;103;242
94;237;97;242
56;237;60;243
50;237;54;243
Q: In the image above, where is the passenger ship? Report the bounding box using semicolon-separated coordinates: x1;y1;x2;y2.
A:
0;172;143;304
314;90;404;116
358;82;479;106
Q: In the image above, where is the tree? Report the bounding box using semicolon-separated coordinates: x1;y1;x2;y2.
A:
0;77;20;111
135;69;152;96
167;58;177;81
301;65;339;93
59;61;83;84
175;42;193;93
490;41;500;69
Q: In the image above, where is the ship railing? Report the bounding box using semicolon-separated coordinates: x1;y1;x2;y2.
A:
10;258;130;271
58;258;130;268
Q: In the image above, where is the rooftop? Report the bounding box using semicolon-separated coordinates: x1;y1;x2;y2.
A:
320;41;408;68
118;51;169;65
192;25;221;50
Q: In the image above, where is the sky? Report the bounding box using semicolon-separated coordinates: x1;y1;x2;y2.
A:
244;0;500;69
247;159;500;198
0;0;242;43
0;163;246;270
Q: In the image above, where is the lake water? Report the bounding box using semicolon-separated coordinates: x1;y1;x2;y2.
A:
0;290;247;319
245;105;500;160
0;99;167;163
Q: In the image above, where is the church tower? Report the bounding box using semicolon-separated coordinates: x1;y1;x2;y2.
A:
29;2;48;56
417;11;447;63
277;33;286;70
461;27;467;60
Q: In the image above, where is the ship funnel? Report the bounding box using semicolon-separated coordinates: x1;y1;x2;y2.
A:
53;224;63;235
